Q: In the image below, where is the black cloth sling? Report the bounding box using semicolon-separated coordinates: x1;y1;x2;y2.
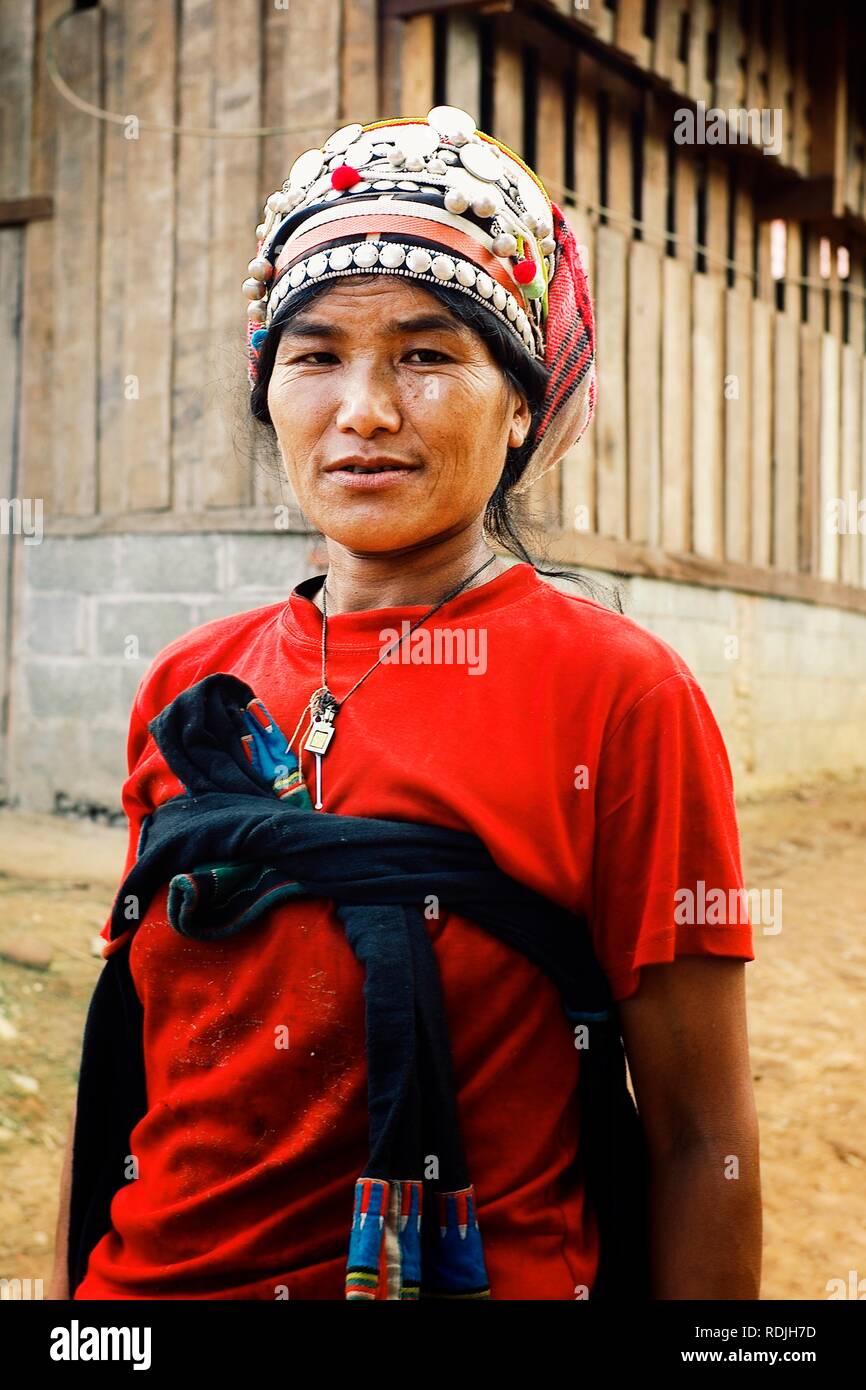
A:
69;671;649;1299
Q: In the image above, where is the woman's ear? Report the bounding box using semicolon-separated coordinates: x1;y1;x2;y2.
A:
507;387;532;451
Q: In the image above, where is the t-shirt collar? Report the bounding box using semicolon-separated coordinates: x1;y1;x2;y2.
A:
282;560;541;649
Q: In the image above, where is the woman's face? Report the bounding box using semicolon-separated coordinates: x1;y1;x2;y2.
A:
266;276;532;553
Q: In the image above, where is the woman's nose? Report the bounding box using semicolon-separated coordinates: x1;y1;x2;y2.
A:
334;362;402;437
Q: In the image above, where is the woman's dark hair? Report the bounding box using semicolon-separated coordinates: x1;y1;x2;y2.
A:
250;272;621;610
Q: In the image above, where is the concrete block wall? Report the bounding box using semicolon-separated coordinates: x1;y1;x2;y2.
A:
6;535;866;812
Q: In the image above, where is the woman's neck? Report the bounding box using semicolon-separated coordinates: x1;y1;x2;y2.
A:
313;529;505;615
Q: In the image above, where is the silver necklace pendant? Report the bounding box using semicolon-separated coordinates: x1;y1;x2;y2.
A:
304;689;339;809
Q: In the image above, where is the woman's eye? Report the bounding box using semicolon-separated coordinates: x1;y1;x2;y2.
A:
299;352;337;364
405;348;449;364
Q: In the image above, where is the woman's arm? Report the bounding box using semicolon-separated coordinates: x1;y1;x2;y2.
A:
48;1102;76;1300
618;956;762;1299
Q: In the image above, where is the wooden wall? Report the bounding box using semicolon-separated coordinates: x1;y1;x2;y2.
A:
383;0;866;608
4;0;866;612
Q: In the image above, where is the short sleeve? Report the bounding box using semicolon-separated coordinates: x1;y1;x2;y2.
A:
591;672;755;1002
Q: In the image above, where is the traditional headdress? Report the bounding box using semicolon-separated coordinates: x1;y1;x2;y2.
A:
243;106;596;493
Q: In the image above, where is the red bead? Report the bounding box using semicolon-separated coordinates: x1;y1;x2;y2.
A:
331;164;362;190
513;258;537;284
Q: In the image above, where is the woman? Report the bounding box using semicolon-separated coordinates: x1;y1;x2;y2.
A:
52;108;760;1300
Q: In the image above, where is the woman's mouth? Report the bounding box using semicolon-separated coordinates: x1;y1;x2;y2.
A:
323;461;420;489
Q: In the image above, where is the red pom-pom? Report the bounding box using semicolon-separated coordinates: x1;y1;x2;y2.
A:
331;164;361;191
513;257;537;285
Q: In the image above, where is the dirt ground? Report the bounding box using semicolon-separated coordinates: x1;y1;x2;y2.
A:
1;778;864;1300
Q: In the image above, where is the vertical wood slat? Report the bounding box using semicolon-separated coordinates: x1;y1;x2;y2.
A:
839;341;861;586
53;5;100;514
818;332;841;581
444;10;481;116
399;13;436;116
96;0;129;515
799;325;822;575
341;0;378;122
615;0;644;62
724;286;752;563
0;0;35;778
561;48;599;540
691;272;725;558
750;299;773;567
767;0;792;168
169;0;215;515
660;255;692;552
861;358;866;588
714;0;743;110
790;0;811;178
16;0;57;509
627;238;662;545
686;0;711;107
202;0;261;510
594;224;628;540
772;310;800;571
527;62;567;529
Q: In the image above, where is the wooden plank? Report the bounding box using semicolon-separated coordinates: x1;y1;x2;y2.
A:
861;357;866;588
16;0;62;510
767;0;792;167
603;72;634;224
119;0;178;512
750;298;773;567
168;0;215;516
561;215;597;540
491;18;522;156
839;342;861;586
341;0;378;121
714;0;743;110
97;0;129;515
627;238;662;545
804;224;824;329
732;163;754;292
686;0;711;107
594;224;628;539
573;50;600;218
203;0;266;510
691;271;725;557
772;310;799;572
673;145;695;264
526;63;567;528
660;255;691;551
704;154;729;277
818;331;841;581
809;9;847;218
399;13;435;115
444;10;481;114
539;528;866;615
790;0;811;178
615;0;644;62
798;326;822;576
745;0;769;116
652;0;682;85
53;6;100;515
641;91;667;244
724;285;752;563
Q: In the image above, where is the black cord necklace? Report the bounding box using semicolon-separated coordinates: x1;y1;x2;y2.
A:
301;552;499;809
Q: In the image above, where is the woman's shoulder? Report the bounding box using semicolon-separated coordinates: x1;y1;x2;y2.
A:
131;596;288;725
530;569;697;696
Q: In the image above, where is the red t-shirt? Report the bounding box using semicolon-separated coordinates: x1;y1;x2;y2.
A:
74;561;754;1300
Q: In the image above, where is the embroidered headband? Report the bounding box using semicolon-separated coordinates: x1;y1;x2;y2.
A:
243;106;596;493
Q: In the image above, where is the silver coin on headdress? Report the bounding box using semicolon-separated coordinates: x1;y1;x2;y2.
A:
427;105;477;143
287;148;326;191
323;123;364;156
459;140;502;183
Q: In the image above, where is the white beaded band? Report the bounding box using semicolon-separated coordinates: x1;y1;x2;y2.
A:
266;239;541;357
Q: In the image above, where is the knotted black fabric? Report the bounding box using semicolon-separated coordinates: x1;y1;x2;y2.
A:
69;672;649;1299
